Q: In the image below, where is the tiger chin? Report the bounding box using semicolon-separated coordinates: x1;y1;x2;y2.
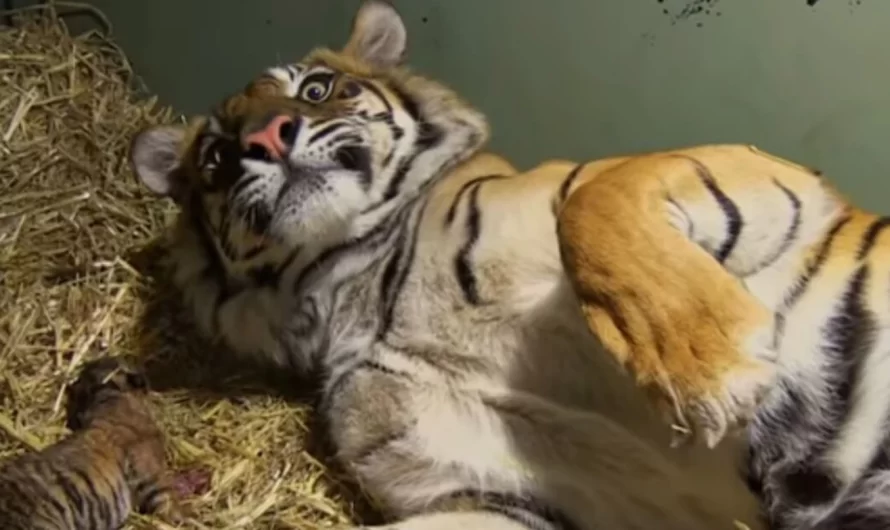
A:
126;1;771;529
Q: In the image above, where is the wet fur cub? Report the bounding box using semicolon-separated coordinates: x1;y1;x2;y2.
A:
0;357;182;530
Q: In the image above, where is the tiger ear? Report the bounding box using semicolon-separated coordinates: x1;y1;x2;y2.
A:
130;125;187;199
342;0;407;69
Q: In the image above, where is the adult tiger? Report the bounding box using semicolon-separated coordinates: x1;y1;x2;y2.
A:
124;1;796;529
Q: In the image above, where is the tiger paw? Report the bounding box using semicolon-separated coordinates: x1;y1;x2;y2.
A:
653;321;777;449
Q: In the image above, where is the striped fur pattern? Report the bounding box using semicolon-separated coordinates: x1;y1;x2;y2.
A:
559;146;890;529
0;357;181;529
129;1;766;529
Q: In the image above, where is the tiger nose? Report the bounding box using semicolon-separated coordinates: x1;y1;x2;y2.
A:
242;115;297;161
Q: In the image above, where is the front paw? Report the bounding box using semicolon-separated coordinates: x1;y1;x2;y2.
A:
582;291;777;448
652;316;777;448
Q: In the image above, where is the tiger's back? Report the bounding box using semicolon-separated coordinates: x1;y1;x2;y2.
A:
0;438;132;530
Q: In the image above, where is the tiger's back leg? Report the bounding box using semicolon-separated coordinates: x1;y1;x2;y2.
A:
555;144;846;447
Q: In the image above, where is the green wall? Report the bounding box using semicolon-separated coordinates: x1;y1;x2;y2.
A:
53;1;890;211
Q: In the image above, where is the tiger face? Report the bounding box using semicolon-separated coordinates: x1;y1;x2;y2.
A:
130;0;489;273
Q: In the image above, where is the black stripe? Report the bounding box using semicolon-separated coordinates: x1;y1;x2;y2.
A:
359;80;393;114
133;479;164;514
378;232;406;328
360;110;392;123
454;181;486;305
379;199;429;339
445;174;508;226
110;477;130;526
557;163;586;203
388;83;421;122
308;121;346;145
52;466;87;524
774;265;876;509
46;487;74;524
229;174;261;200
392;125;405;141
334;133;364;146
277;245;302;275
381;149;394;169
744;179;803;277
245;203;272;234
415;121;443;150
381;127;442;203
71;467;103;528
825;267;875;419
363;121;477;217
444;489;580;530
775;212;852;341
382;157;411;202
7;471;70;523
382;139;439;202
857;216;890;260
292;205;404;295
241;245;265;261
692;160;743;263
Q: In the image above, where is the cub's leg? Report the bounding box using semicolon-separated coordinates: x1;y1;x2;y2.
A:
126;439;188;522
556;144;845;447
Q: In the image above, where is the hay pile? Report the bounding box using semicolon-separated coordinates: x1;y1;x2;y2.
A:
0;6;360;528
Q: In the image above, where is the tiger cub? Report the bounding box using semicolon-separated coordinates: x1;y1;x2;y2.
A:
0;357;183;530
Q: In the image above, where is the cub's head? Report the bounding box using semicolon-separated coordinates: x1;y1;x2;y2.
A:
65;357;149;431
130;0;489;273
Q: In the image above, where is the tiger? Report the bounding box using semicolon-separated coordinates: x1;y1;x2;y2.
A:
0;357;184;529
126;1;772;529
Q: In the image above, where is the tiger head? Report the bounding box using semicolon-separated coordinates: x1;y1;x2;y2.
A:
129;0;489;278
65;357;149;431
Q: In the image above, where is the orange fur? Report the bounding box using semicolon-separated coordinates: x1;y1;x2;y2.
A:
556;144;856;444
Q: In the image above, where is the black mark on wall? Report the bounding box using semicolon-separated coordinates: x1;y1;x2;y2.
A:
808;0;865;9
659;0;864;25
657;0;722;26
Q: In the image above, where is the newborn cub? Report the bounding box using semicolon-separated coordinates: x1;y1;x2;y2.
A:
0;357;184;529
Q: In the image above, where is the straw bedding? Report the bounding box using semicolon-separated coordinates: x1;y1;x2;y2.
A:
0;6;363;528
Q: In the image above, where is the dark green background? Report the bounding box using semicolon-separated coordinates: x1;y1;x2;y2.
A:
16;0;890;211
